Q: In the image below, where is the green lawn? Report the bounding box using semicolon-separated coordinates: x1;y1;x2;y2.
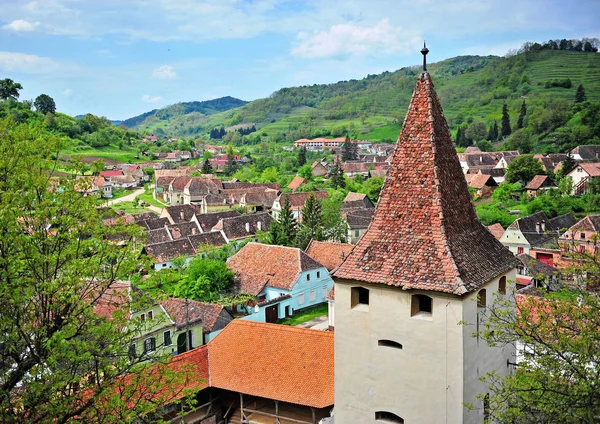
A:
278;303;328;326
138;189;167;209
110;201;155;215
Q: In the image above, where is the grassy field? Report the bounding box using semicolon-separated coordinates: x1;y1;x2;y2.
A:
61;144;142;164
278;303;328;326
110;201;155;215
138;188;166;209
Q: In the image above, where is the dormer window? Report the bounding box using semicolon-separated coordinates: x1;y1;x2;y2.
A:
411;294;432;318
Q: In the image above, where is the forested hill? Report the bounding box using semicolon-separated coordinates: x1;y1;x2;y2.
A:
122;96;247;130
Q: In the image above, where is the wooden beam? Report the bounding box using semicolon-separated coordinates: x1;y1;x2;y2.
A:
311;407;316;424
275;400;280;424
240;407;312;424
240;393;244;423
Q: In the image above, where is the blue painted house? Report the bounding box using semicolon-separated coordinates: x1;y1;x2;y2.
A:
227;242;334;323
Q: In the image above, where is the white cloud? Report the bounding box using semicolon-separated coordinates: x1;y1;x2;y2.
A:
3;19;40;32
152;65;176;79
291;19;420;60
62;88;73;96
141;94;162;103
0;51;61;74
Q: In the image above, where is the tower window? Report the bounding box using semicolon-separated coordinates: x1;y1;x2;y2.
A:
411;294;432;318
498;276;506;295
477;289;487;308
351;286;369;310
378;340;403;350
375;411;404;423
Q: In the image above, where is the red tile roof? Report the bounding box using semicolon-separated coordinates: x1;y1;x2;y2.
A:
208;320;334;408
334;72;518;295
161;298;232;332
278;191;328;209
305;240;354;272
100;170;124;178
287;176;307;191
524;175;550;190
465;173;496;189
486;223;505;240
576;162;600;177
227;243;324;295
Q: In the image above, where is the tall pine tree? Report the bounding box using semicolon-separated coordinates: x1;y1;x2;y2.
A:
501;103;512;138
516;100;527;129
342;135;357;161
295;193;323;249
224;145;237;176
297;146;307;167
276;196;297;246
330;157;346;189
575;84;587;103
201;158;213;174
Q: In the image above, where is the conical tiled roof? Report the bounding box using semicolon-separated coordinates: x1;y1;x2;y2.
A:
334;72;517;295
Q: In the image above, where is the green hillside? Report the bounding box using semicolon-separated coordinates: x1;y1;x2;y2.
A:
125;49;600;149
123;96;247;134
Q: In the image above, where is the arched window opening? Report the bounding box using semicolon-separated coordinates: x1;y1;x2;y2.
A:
477;289;487;308
411;294;432;317
375;411;404;423
498;276;506;295
378;340;403;350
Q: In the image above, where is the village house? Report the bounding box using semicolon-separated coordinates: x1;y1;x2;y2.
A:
227;243;334;323
212;212;273;243
477;167;506;184
341;161;373;178
74;175;113;198
310;161;329;177
114;320;334;424
368;168;387;178
534;153;569;173
486;223;505;240
287;176;307;191
344;208;374;243
342;192;375;210
332;64;519;423
193;210;241;232
160;204;200;224
305;240;354;331
516;254;561;291
161;298;233;344
570;144;600;161
566;162;600;195
524;175;556;198
271;191;328;222
293;136;351;150
143;238;197;270
500;211;575;256
464;173;497;197
559;214;600;254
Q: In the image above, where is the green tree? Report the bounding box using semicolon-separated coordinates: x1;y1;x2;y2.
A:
476;140;494;152
298;163;313;180
0;117;185;422
342;135;357;161
295;193;323;249
330;157;346;189
575;84;587;103
224;144;237;176
322;195;348;243
465;121;487;142
0;78;23;100
201;158;213;174
516;100;527;129
478;270;600;422
174;257;234;302
362;176;384;203
487;121;499;142
91;158;105;175
271;196;297;246
297;146;307;167
505;154;545;183
260;166;279;183
34;94;56;115
501;103;512;138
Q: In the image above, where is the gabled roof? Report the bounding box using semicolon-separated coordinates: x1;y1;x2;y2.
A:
343;192;374;209
507;212;575;247
143;239;196;263
164;205;199;224
465;153;497;169
145;227;172;244
571;145;600;161
465;173;497;189
563;214;600;234
575;162;600;177
334;72;517;295
188;232;227;250
287;176;307;191
184;177;222;196
525;175;553;190
161;298;232;332
195;210;241;232
277;191;328;209
516;254;559;277
212;213;273;241
228;242;324;295
344;208;374;229
305;240;354;272
222;182;280;190
208;320;334;408
170;176;192;191
342;162;371;173
169;222;201;239
100;170;123;178
486;223;505;240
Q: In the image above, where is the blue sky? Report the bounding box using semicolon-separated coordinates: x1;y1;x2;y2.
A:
1;0;598;120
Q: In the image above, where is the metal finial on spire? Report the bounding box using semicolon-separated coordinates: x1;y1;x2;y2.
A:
421;41;429;72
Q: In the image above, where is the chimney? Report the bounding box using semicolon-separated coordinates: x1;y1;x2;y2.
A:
180;210;185;221
541;220;546;232
192;227;197;235
536;222;541;233
257;221;262;231
245;222;250;232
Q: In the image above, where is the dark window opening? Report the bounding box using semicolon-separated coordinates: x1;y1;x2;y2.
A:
411;294;432;317
143;337;156;353
164;331;172;346
148;310;153;320
478;289;487;308
351;286;369;309
498;276;506;295
378;339;403;350
375;411;404;423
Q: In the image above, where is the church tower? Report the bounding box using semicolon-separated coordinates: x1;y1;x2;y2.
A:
333;46;519;423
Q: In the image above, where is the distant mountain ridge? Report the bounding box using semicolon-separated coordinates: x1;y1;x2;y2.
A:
121;96;247;129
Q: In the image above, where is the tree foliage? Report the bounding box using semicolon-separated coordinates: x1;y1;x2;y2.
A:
501;103;512;138
575;84;587;103
174;257;234;302
34;94;56;115
201;158;213;174
329;157;346;189
295;193;323;249
505;154;545;183
0;117;185;422
269;196;297;247
0;78;22;101
297;146;307;167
